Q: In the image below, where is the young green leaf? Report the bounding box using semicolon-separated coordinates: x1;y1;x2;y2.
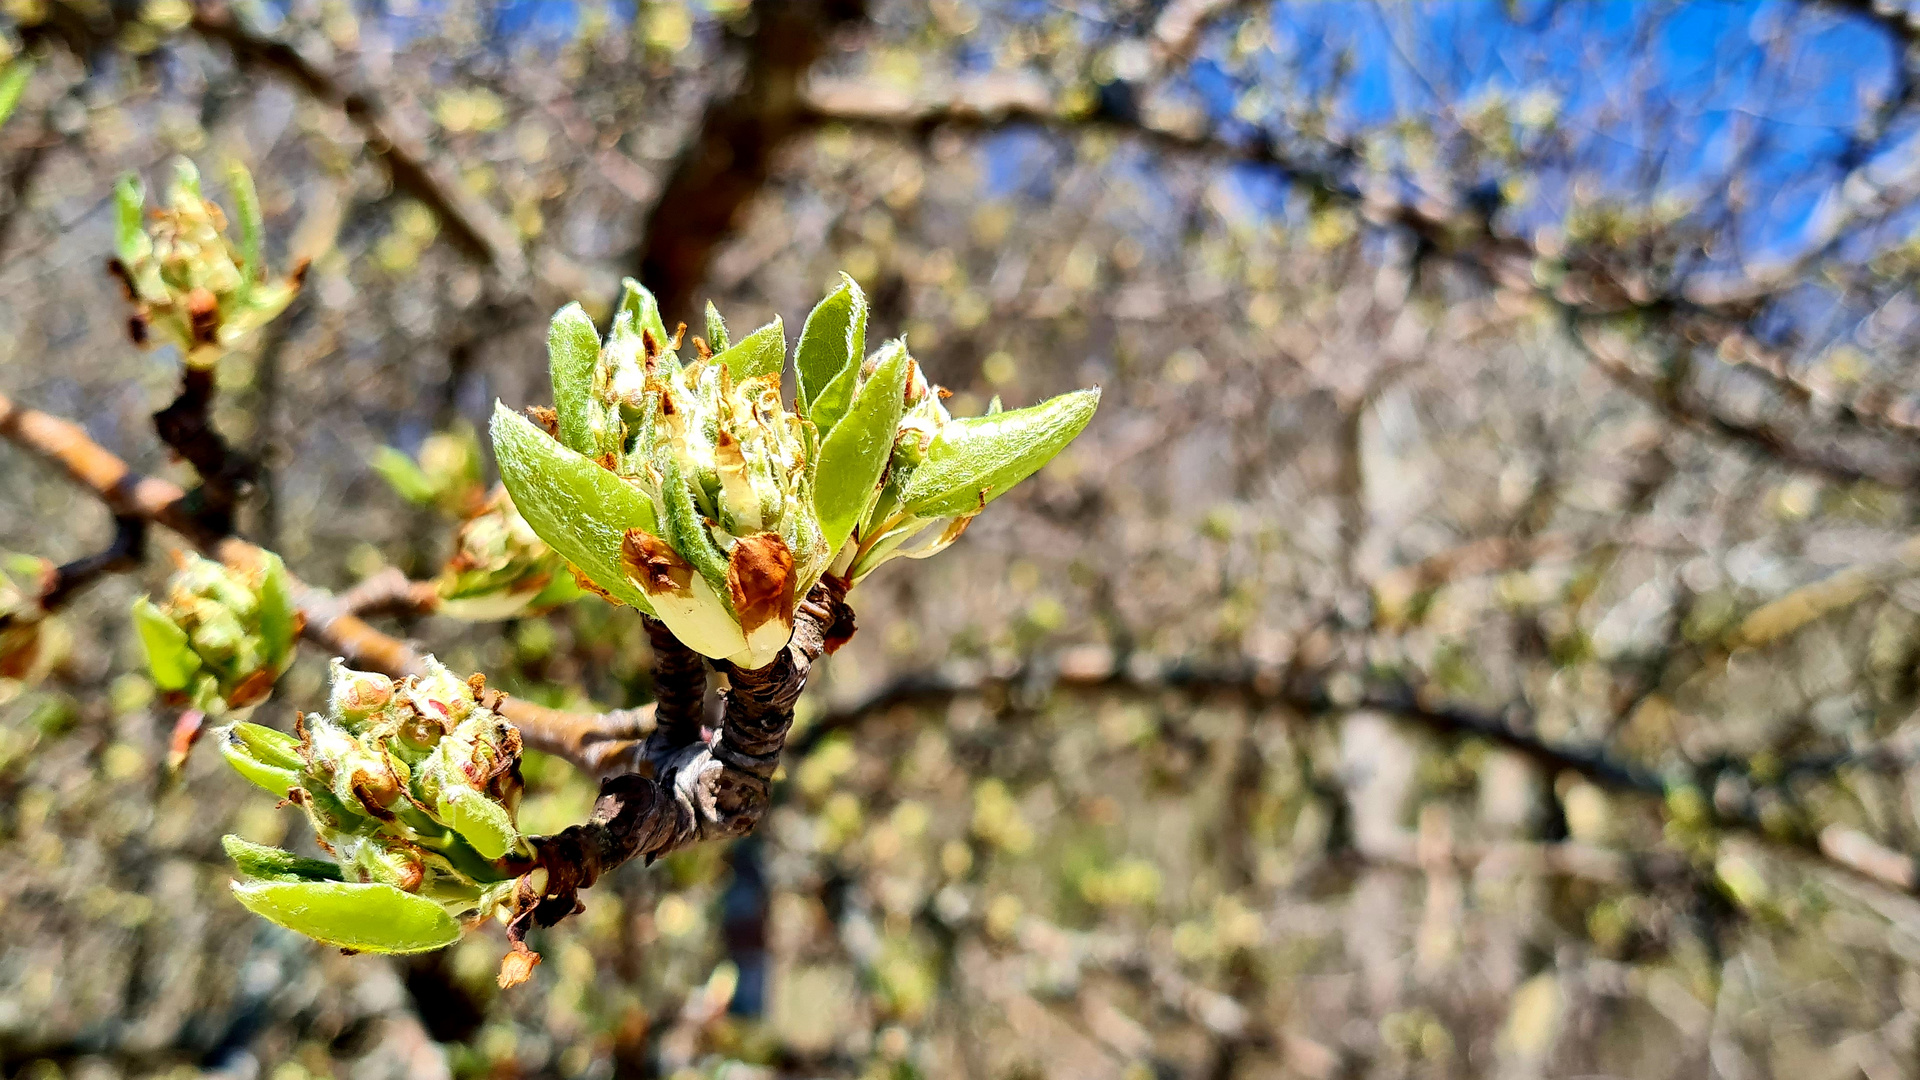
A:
256;551;296;670
711;317;786;384
437;786;518;861
814;344;911;555
114;173;149;266
796;274;866;414
220;721;303;797
491;403;660;614
227;161;264;291
133;596;201;691
704;301;730;353
230;880;463;954
223;835;344;883
899;388;1100;518
369;446;440;504
547;303;605;456
618;278;673;359
0;59;33;131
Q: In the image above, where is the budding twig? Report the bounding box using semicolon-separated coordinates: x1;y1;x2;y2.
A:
505;580;853;979
0;388;648;773
645;615;707;750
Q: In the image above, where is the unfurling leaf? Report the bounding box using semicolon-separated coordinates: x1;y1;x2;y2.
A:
796;273;867;416
222;835;345;883
547;301;606;457
220;721;303;797
815;343;911;555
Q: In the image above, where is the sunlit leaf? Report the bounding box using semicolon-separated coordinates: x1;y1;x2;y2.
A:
815;344;911;555
711;317;785;384
230;880;463;953
491;403;658;614
133;595;200;691
900;388;1100;518
796;273;866;415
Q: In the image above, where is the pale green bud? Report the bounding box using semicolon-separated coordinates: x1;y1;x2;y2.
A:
133;550;299;716
112;158;304;367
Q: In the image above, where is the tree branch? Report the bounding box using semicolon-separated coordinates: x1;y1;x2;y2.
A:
0;388;640;771
0;514;146;637
508;580;852;972
787;648;1920;898
645;615;707;750
151;363;257;536
630;0;867;322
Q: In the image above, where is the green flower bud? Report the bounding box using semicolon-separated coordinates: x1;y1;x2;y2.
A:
132;550;300;717
327;659;394;726
217;655;528;954
112;158;304;367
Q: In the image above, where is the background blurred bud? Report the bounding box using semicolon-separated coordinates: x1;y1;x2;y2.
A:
132;550;300;717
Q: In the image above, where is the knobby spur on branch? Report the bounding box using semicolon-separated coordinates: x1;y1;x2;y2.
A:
101;157;1099;986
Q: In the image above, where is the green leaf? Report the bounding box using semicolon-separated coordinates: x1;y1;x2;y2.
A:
900;388;1100;518
617;278;673;359
0;58;33;131
814;344;911;555
807;353;861;437
228;721;303;769
227;161;264;289
133;596;200;691
114;173;148;266
490;403;658;614
546;303;604;457
220;721;302;797
704;301;730;353
437;787;517;861
711;317;785;384
659;451;731;594
256;552;296;670
369;446;439;504
796;274;866;414
223;835;343;883
230;880;463;954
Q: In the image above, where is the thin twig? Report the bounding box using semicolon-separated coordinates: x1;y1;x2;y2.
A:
0;515;146;634
151;364;257;535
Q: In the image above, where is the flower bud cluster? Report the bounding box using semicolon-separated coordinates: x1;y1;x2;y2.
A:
492;274;1100;669
219;657;528;954
132;550;300;716
111;158;304;367
434;490;584;620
